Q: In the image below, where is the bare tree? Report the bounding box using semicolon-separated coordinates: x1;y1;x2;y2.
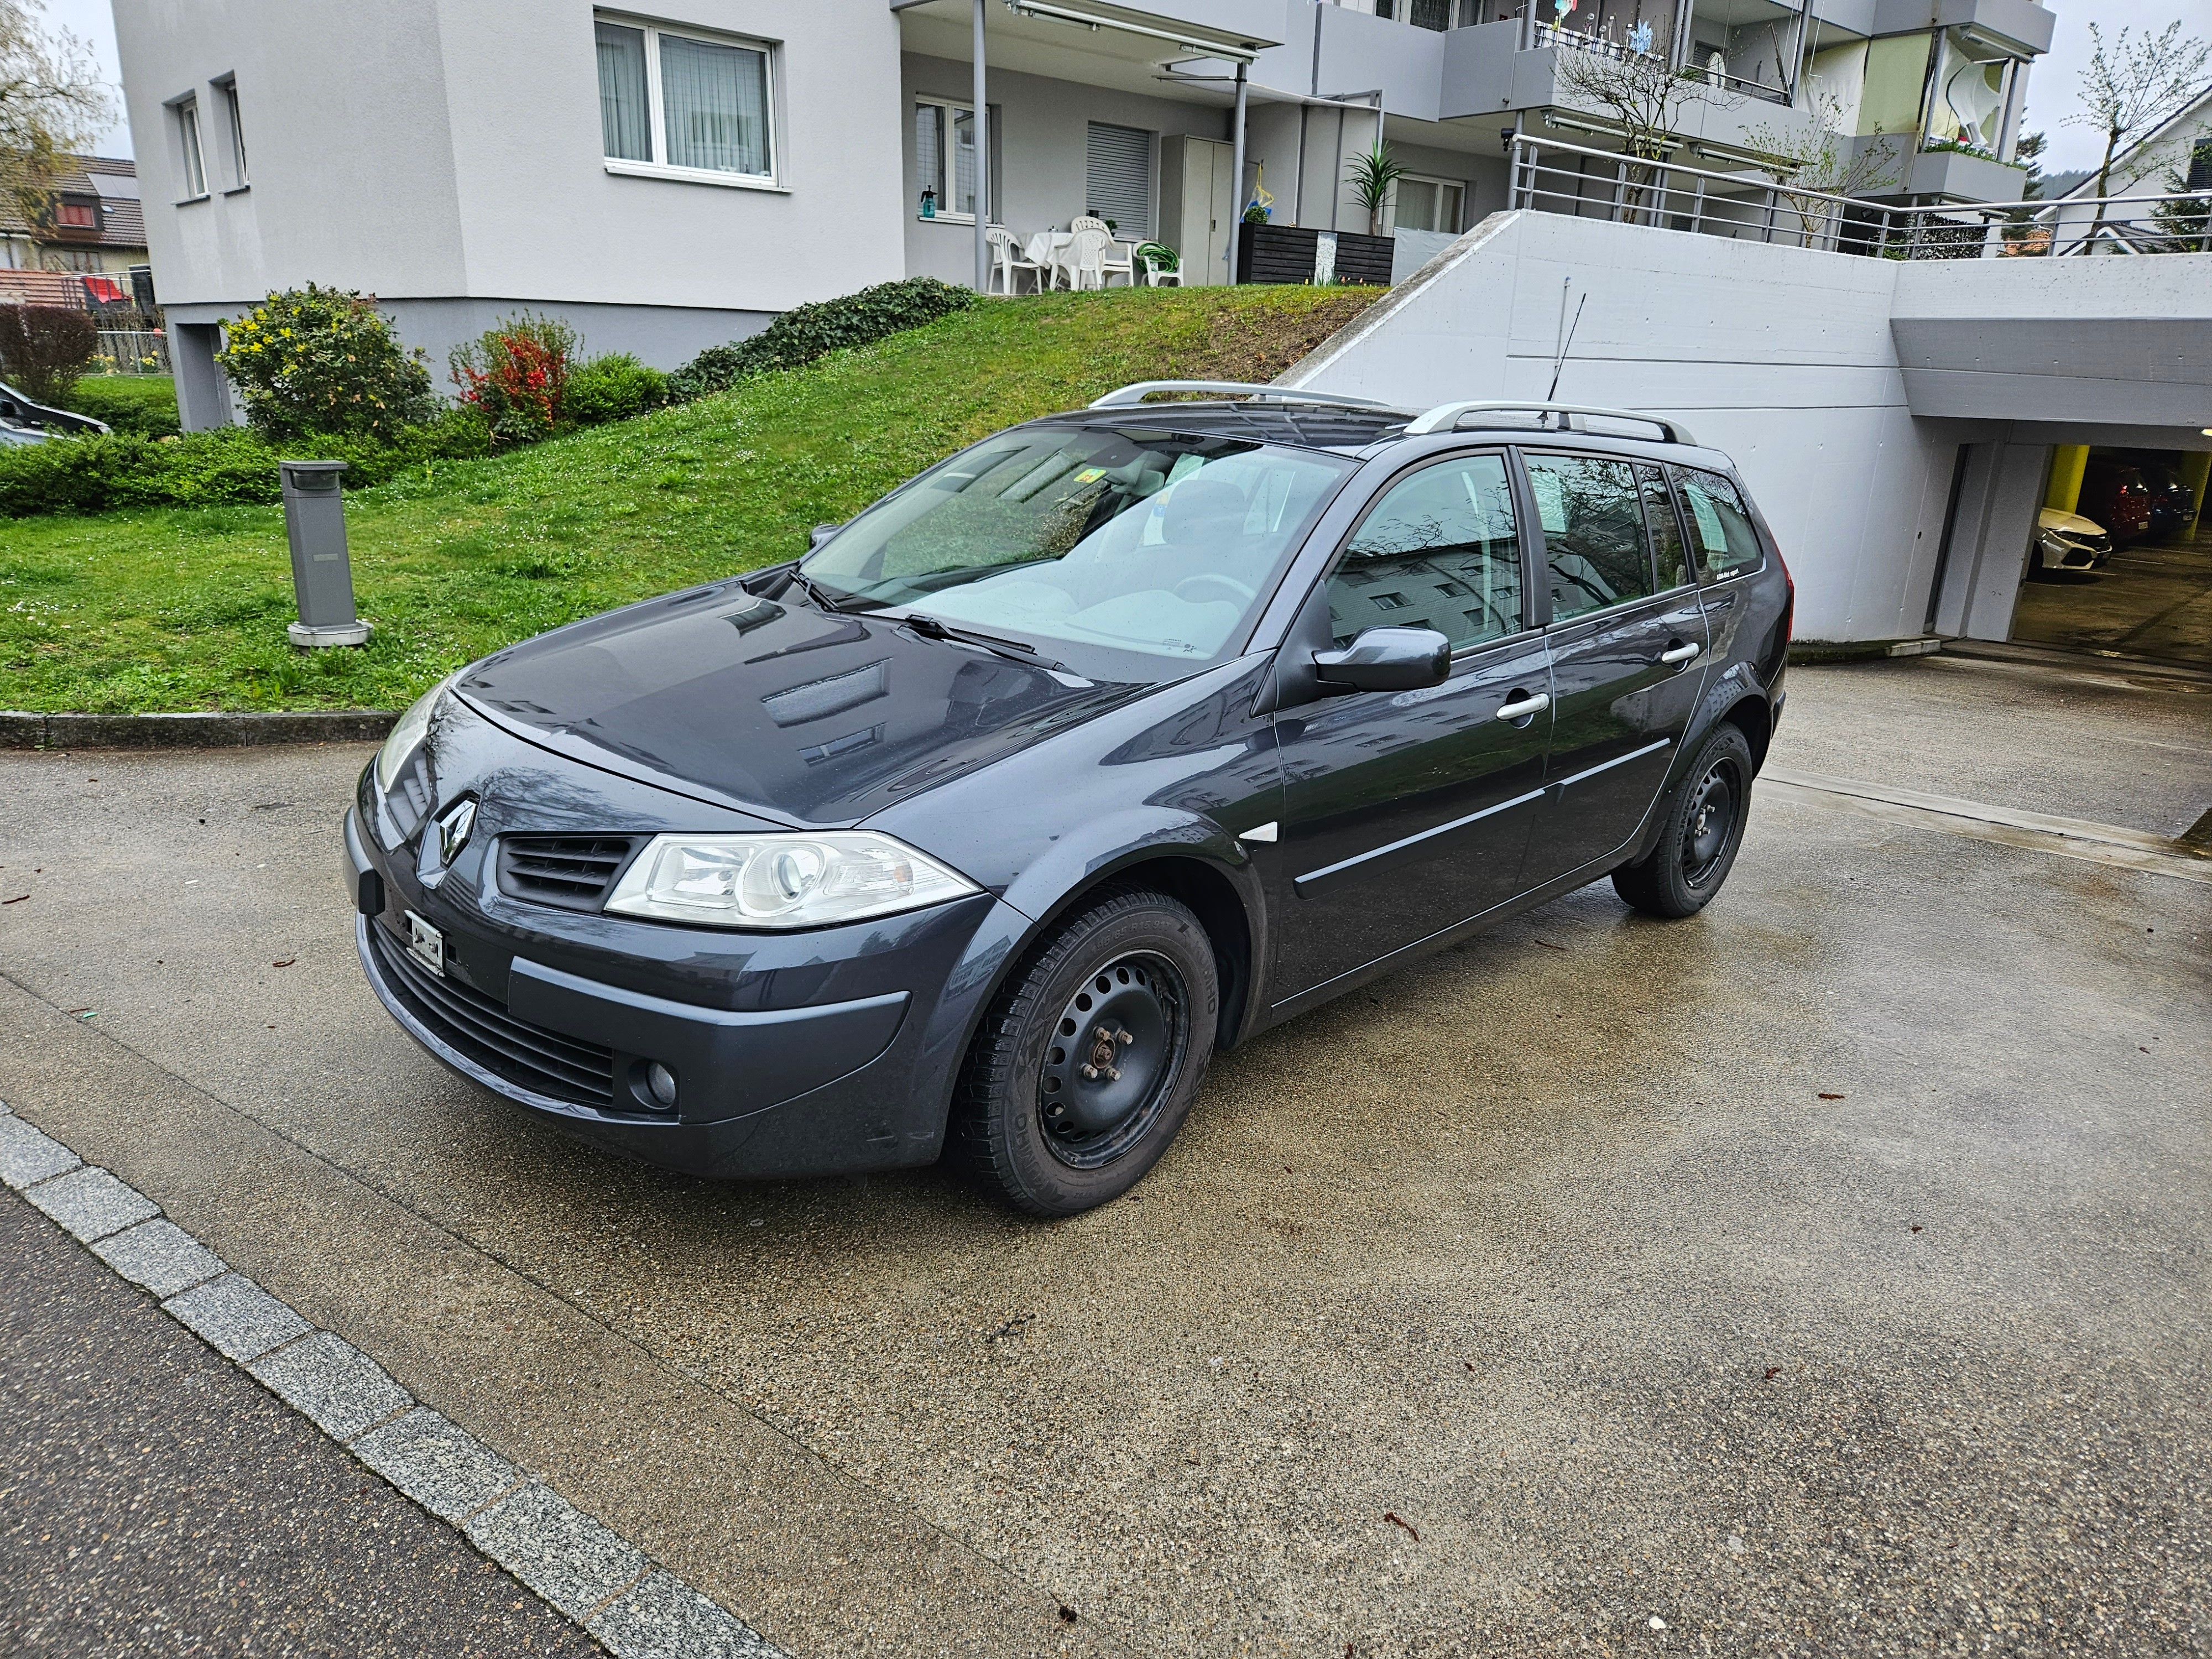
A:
2067;22;2211;200
1551;44;1739;222
0;0;110;227
1744;95;1902;245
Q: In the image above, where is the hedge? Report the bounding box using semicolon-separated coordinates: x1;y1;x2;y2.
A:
0;409;491;518
667;276;977;400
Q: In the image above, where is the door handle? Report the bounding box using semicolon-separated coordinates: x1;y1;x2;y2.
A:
1657;641;1700;665
1494;692;1550;722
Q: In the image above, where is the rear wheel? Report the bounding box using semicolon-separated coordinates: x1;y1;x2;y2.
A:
954;890;1218;1217
1612;724;1756;919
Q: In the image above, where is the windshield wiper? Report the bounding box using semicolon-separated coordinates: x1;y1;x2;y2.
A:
786;566;849;613
894;612;1067;674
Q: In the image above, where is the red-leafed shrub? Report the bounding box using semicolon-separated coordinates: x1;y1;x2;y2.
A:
449;314;577;444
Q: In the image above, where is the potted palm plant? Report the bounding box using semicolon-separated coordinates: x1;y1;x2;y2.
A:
1346;142;1409;237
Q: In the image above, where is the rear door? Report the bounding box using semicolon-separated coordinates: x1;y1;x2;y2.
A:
1520;452;1711;884
1260;450;1553;1003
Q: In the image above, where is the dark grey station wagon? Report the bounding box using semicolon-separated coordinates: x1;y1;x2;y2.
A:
345;385;1793;1215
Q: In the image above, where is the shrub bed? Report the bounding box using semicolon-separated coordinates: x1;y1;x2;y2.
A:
666;276;976;400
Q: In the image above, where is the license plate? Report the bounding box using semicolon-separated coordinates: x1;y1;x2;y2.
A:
404;911;445;977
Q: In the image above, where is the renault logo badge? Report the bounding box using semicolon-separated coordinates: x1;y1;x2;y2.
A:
436;797;477;863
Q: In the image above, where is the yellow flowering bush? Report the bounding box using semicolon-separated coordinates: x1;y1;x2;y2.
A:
216;284;435;442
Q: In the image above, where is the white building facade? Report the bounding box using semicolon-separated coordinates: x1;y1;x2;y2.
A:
118;0;2049;430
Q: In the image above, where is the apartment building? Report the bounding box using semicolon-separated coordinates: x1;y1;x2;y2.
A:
115;0;2048;429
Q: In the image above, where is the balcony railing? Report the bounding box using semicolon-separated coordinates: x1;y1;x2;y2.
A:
1507;134;2212;258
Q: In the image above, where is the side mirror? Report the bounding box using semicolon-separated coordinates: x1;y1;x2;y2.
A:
809;522;843;550
1313;626;1452;692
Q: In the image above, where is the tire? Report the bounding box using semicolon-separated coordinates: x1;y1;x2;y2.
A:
954;889;1218;1217
1611;724;1756;919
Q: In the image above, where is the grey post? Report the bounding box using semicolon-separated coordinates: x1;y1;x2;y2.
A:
1229;60;1248;285
279;460;371;648
973;0;989;295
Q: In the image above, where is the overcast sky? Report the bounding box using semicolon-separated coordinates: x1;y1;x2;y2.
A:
30;0;2212;173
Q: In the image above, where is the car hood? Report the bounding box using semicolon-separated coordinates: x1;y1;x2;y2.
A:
455;578;1146;827
2038;508;2105;537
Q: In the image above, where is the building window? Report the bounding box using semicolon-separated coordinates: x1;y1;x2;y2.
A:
1085;122;1154;239
176;97;208;199
218;77;248;185
914;97;1001;221
1391;174;1464;233
595;13;774;182
56;200;96;227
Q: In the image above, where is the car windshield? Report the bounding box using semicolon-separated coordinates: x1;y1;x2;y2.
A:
800;426;1354;681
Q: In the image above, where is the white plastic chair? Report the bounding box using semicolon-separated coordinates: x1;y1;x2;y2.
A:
1070;215;1111;234
1135;247;1182;287
1063;227;1114;290
985;227;1046;295
1099;239;1137;288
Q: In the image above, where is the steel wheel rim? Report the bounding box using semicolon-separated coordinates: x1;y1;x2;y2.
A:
1037;951;1188;1171
1681;759;1740;888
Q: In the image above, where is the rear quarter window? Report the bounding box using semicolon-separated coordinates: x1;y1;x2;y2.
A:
1674;468;1765;580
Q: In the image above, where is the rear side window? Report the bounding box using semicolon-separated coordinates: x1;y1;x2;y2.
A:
1675;468;1765;580
1525;452;1651;623
1331;452;1523;651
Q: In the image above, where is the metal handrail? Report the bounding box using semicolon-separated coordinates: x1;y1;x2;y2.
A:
1506;133;2212;258
1405;400;1699;446
1088;380;1407;411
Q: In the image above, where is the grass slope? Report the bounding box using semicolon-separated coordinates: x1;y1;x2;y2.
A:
0;288;1376;715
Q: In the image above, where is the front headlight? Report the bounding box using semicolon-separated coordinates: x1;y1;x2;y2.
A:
375;672;461;791
603;832;980;930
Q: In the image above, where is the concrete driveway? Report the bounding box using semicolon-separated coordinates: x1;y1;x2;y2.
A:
3;652;2208;1657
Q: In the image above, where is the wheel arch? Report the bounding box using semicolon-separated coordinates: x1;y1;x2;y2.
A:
1717;691;1773;773
1006;852;1259;1055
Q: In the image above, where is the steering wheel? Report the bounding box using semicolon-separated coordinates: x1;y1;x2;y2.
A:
1173;573;1256;606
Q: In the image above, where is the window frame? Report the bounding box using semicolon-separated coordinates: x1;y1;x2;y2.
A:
594;11;785;193
1389;171;1466;235
1323;446;1538;664
215;75;249;190
170;94;209;202
911;93;1003;225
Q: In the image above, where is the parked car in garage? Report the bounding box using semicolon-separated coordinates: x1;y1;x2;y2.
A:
2130;457;2198;539
2079;457;2153;546
2030;507;2112;573
344;387;1792;1215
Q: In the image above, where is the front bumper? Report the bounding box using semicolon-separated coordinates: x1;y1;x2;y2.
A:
344;798;1023;1182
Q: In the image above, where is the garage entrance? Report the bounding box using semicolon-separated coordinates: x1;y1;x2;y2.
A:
2010;444;2212;670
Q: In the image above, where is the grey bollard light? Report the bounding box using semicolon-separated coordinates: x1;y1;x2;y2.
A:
280;460;371;648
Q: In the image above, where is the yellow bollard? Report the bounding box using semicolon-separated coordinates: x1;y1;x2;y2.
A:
2044;445;2089;515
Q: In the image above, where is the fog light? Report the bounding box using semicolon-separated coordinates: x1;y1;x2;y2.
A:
645;1063;678;1109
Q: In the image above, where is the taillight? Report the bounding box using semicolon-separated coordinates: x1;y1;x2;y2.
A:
1777;550;1794;643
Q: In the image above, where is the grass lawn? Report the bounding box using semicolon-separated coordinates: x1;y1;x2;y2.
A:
0;288;1377;714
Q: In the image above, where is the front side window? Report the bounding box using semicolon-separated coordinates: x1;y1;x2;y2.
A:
176;98;207;198
1674;468;1765;580
1525;453;1652;623
595;14;773;180
1331;453;1522;651
803;428;1353;682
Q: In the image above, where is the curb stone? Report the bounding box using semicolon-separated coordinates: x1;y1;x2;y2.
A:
0;1095;789;1659
1;710;398;750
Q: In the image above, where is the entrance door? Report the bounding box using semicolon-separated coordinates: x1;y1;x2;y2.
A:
1521;453;1711;882
1262;451;1553;1003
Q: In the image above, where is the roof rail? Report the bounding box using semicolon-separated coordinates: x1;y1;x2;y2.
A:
1404;400;1698;446
1088;380;1407;412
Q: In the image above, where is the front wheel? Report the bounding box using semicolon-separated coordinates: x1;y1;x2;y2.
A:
1612;724;1756;919
953;890;1217;1217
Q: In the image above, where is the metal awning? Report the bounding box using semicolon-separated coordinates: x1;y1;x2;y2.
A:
892;0;1277;72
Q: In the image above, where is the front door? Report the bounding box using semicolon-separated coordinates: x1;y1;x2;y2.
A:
1262;451;1553;1004
1522;453;1712;882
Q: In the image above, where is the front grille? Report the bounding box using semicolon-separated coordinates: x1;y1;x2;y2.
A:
367;922;615;1109
497;834;641;912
